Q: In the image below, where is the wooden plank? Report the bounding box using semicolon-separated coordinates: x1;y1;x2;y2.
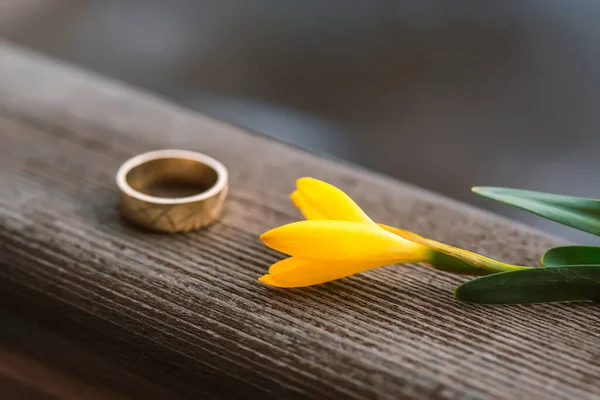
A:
0;299;183;400
0;41;598;399
0;346;125;400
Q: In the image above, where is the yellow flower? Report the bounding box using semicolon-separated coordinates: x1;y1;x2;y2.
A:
259;178;528;287
260;220;432;287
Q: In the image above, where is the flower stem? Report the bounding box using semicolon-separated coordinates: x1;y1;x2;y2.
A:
428;250;530;276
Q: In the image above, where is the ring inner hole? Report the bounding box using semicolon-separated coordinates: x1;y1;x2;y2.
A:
126;158;218;198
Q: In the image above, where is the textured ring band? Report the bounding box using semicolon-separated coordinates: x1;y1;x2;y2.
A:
116;149;228;233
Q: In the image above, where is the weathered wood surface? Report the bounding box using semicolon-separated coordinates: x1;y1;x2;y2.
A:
0;41;599;400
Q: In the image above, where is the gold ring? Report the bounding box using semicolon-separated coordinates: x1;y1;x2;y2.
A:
116;149;228;233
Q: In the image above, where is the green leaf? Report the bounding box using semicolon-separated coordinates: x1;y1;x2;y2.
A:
542;246;600;266
454;265;600;304
472;187;600;236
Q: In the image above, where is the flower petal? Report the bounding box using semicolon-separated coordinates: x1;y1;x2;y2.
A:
261;257;387;287
290;190;327;220
258;274;280;286
260;220;431;263
295;177;375;224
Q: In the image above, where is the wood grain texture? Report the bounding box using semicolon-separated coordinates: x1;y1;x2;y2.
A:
0;41;599;400
0;298;182;400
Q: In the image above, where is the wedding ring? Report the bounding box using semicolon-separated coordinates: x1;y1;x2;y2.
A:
116;149;228;233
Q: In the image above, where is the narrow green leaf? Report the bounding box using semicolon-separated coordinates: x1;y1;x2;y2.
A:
472;187;600;236
542;246;600;266
454;265;600;304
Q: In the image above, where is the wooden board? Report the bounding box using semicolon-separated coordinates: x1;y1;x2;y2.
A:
0;41;599;399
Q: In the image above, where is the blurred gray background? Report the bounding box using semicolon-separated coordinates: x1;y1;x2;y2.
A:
2;0;600;244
